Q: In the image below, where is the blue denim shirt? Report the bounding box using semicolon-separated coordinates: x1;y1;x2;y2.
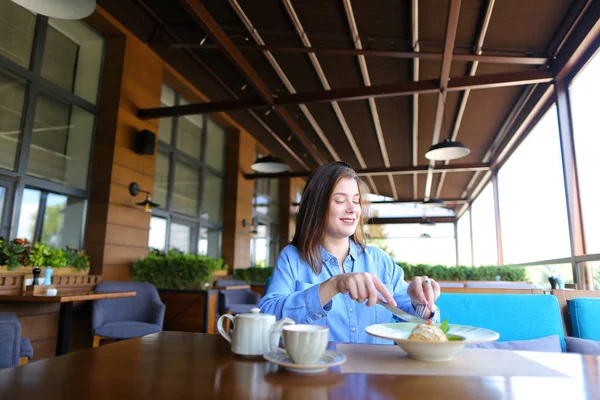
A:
258;240;440;344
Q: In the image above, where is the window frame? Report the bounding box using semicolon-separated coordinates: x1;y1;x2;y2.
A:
151;85;226;254
0;12;105;245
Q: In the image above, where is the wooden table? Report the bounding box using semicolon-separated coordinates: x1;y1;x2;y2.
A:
0;331;598;399
0;291;136;356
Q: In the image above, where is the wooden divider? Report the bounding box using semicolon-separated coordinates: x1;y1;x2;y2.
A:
551;289;600;336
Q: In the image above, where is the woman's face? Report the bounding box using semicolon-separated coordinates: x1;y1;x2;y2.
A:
325;177;362;240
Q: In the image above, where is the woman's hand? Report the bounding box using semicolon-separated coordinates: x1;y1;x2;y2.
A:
319;272;396;307
408;276;441;312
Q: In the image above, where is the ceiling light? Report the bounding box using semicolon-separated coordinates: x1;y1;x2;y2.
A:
11;0;96;19
425;138;470;161
251;155;289;173
419;217;436;226
129;182;160;213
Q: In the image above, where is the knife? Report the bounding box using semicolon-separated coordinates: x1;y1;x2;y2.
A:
377;299;428;324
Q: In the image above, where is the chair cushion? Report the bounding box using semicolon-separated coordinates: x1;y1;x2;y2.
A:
569;298;600;341
565;337;600;355
19;338;33;359
94;321;162;339
436;293;565;350
466;335;562;353
93;282;164;327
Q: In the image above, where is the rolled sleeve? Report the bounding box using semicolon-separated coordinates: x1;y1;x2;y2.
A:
304;283;332;321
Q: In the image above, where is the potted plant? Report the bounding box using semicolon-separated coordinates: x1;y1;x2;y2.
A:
0;238;32;274
29;243;90;276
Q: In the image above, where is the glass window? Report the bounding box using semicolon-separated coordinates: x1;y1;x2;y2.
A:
198;226;221;259
176;99;203;158
205;118;225;172
201;171;222;224
28;92;95;189
41;193;86;248
0;187;6;227
570;51;600;254
0;1;35;68
42;19;104;104
153;151;169;207
365;223;456;266
0;70;26;171
457;210;472;266
590;261;600;290
498;106;571;264
158;84;174;144
170;222;191;253
16;188;41;240
149;216;167;251
470;183;497;266
172;161;200;216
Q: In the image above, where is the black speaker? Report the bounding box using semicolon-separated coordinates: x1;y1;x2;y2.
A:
135;129;156;155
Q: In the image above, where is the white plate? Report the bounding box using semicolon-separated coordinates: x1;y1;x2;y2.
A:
366;322;500;362
264;350;347;374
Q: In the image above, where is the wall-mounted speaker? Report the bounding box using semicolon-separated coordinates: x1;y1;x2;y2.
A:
135;129;156;155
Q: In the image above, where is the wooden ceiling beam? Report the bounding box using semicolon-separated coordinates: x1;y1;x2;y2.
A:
411;0;420;201
368;217;456;224
177;0;327;166
139;69;553;119
173;44;549;65
243;163;490;179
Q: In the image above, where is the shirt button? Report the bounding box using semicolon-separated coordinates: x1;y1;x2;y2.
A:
349;308;354;312
317;313;323;318
351;327;356;332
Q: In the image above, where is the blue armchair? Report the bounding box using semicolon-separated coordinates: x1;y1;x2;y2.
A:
0;312;33;368
92;282;166;347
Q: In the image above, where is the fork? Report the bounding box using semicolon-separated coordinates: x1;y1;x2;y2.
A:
376;299;428;324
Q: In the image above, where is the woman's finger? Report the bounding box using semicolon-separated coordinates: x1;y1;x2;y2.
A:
346;277;359;301
431;279;441;301
372;275;396;307
365;275;379;307
410;276;428;306
355;275;369;303
422;277;435;311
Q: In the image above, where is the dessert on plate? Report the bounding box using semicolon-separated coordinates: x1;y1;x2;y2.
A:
407;320;448;342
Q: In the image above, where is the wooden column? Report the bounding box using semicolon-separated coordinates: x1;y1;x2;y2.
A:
555;80;592;289
84;12;163;281
491;170;504;265
222;130;255;273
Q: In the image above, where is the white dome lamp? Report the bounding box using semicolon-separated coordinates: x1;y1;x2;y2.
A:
425;138;470;161
251;155;289;174
11;0;96;19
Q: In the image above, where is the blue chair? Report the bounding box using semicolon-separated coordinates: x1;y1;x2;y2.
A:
92;282;166;347
0;312;33;368
436;293;565;350
569;298;600;341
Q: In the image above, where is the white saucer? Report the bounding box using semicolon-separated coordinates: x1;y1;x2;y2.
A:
263;350;347;374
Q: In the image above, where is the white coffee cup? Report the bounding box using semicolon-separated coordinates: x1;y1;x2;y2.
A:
282;324;329;365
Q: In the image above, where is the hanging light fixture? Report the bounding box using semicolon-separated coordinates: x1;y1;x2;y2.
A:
419;217;436;226
425;89;471;161
425;138;470;161
251;155;289;173
11;0;96;19
129;182;160;213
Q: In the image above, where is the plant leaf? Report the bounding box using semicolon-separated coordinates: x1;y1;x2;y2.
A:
439;318;449;334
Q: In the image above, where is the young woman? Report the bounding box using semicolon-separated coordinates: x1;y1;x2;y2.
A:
258;161;441;344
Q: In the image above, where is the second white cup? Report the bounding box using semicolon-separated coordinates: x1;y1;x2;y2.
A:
282;324;329;365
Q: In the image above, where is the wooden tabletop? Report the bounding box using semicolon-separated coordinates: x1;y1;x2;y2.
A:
0;332;598;399
0;291;137;302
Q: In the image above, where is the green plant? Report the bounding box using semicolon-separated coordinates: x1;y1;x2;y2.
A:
132;250;227;290
0;238;32;271
21;242;90;271
233;266;275;285
64;246;90;271
399;262;528;282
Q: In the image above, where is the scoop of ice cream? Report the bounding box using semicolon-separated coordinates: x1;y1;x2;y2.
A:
408;321;448;342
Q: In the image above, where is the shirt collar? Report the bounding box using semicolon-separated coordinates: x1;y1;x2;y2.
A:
320;238;360;263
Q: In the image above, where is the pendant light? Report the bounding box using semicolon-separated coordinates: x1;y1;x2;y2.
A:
422;198;445;208
11;0;96;19
251;155;289;173
425;89;470;161
129;182;160;213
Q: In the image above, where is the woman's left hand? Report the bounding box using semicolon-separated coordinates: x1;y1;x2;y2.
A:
407;276;441;312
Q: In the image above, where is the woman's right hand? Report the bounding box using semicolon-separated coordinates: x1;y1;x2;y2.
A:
319;272;397;307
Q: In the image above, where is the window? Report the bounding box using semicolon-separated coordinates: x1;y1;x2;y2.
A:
250;175;279;267
470;183;498;266
570;51;600;255
149;84;226;255
16;188;86;248
457;210;472;266
0;2;104;249
365;223;456;266
498;106;571;264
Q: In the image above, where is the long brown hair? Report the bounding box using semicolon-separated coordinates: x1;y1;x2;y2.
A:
291;162;370;275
